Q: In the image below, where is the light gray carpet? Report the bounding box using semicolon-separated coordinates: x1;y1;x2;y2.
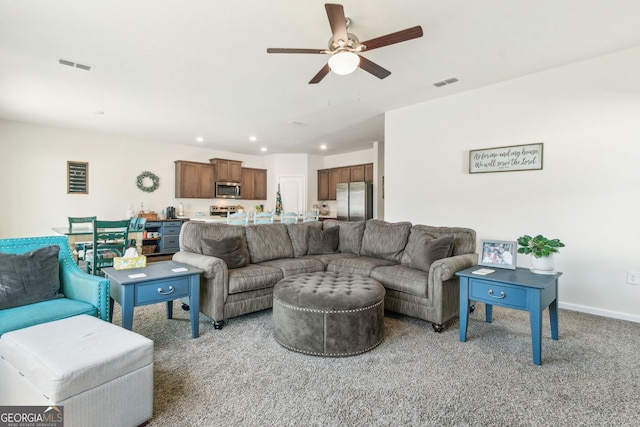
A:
111;302;639;426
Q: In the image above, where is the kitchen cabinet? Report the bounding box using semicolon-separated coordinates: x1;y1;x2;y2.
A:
175;161;214;199
317;169;330;201
364;163;374;183
317;163;373;200
210;158;242;183
142;220;186;260
241;167;267;200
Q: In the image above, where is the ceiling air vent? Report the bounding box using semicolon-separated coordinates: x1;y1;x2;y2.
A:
433;77;458;87
57;58;93;71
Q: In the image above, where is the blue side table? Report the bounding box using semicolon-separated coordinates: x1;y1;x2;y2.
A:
456;267;562;365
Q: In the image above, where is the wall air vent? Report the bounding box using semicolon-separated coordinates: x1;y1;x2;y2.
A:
433;76;458;87
57;58;93;71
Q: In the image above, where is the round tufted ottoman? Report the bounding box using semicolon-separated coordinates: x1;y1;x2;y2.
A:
273;271;385;357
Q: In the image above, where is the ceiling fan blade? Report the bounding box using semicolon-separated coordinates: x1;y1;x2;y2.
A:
360;26;423;51
267;48;326;54
358;56;391;79
325;3;348;43
309;63;331;84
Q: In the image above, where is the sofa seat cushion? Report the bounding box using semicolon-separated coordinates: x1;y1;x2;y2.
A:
360;219;412;262
327;256;397;277
258;258;325;277
303;252;357;267
371;265;430;298
0;298;98;336
228;264;284;294
245;224;294;263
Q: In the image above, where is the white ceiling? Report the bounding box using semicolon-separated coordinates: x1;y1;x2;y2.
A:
2;1;640;156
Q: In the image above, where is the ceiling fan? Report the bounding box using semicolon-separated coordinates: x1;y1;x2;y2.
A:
266;3;423;84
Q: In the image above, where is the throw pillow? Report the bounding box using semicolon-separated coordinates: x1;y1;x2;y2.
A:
201;236;250;269
0;245;63;310
360;219;412;262
407;236;454;273
307;226;339;255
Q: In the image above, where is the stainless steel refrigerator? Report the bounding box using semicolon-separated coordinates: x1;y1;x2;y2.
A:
336;182;373;221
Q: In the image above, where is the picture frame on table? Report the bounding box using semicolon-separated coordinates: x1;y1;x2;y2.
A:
478;240;517;270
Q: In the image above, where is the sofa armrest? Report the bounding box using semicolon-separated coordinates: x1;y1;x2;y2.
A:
60;264;110;321
430;253;478;283
172;250;227;280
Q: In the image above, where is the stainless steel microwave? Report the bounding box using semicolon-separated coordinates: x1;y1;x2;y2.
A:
215;182;242;199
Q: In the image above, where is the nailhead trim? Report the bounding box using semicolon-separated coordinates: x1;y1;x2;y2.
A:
274;336;384;357
274;298;383;314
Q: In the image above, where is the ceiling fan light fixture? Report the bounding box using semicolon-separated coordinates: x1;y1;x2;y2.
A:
328;51;360;75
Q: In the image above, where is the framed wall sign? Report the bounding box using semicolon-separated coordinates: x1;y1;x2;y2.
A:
469;143;543;174
478;240;517;270
67;161;88;194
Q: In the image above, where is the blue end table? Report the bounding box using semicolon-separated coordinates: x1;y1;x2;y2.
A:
456;267;562;365
103;261;202;338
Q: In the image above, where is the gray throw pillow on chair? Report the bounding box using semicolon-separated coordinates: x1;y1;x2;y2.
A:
0;245;63;310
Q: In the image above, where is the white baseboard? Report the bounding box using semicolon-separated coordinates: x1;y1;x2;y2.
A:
558;302;640;323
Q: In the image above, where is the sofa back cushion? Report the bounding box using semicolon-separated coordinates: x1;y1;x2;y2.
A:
201;236;250;269
180;221;246;254
322;220;366;255
401;225;477;266
360;219;412;262
286;222;323;258
245;224;294;263
0;245;63;310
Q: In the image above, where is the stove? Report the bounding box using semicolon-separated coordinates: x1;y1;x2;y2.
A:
209;205;238;217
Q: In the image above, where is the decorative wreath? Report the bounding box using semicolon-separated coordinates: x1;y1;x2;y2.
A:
136;171;160;193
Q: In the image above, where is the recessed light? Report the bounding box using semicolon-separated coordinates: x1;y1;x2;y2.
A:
91;110;104;115
261;147;267;152
249;136;257;142
320;144;327;150
196;137;204;143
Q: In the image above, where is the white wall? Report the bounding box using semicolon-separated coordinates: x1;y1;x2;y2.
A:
385;46;640;322
0;121;264;236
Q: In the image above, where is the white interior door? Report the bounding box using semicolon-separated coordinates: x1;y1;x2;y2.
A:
278;176;305;214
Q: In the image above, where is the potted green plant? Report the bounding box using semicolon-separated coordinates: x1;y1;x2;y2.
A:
517;234;565;274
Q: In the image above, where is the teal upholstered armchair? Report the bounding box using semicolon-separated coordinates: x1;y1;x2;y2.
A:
0;236;110;336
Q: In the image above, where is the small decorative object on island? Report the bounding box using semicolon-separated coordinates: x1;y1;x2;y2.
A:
275;184;283;215
517;234;565;275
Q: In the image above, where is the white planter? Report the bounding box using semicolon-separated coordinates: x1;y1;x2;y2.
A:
531;254;555;274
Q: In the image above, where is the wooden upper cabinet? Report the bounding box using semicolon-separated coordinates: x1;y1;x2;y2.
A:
317;169;330;201
350;165;365;182
210;158;242;182
175;161;214;199
317;163;374;200
364;163;373;183
241;167;267;200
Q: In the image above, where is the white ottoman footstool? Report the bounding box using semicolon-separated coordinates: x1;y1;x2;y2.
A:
0;315;154;427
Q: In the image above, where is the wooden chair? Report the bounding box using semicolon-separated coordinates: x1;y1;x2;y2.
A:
68;216;96;262
253;212;274;224
85;219;130;275
303;211;319;222
280;212;299;224
227;211;249;226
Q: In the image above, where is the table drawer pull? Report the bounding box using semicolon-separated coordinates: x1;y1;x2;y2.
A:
157;285;175;295
488;289;505;299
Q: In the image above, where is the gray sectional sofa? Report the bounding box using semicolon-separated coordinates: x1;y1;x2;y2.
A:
173;219;477;332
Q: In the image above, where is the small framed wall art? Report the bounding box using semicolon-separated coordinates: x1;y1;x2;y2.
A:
469;143;543;174
67;161;88;194
478;240;517;270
